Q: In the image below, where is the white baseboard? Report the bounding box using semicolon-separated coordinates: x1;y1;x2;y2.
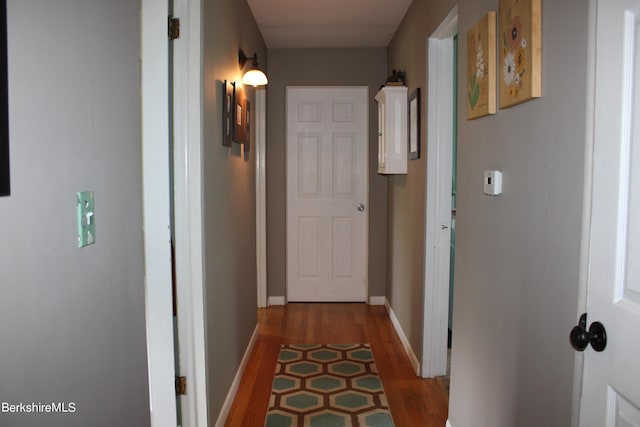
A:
368;296;386;306
446;420;452;427
384;300;421;376
214;324;260;427
268;296;286;306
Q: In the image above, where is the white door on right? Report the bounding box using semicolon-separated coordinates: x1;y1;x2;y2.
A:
580;0;640;425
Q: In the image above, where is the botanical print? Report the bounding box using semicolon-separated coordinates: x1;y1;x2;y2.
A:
467;12;496;120
498;0;541;108
468;35;484;110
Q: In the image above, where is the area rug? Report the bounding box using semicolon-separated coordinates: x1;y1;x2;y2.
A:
264;344;395;427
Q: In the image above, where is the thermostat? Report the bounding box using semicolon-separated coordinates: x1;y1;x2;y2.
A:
483;170;502;196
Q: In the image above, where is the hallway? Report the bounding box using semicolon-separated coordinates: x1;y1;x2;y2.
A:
224;303;449;426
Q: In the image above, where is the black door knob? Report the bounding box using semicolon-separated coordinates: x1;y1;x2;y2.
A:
570;313;607;352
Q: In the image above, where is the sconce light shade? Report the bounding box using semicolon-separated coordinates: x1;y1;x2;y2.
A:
239;49;268;87
242;68;268;87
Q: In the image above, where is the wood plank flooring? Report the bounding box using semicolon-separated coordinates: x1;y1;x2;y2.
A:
224;303;449;426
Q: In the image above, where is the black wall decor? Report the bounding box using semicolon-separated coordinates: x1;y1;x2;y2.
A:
0;0;9;197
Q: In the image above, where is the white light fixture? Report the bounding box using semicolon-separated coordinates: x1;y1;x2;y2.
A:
239;49;268;87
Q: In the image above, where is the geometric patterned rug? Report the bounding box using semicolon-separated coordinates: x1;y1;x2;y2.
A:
264;344;395;427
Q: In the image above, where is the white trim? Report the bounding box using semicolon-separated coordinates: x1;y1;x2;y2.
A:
256;89;268;308
572;2;596;427
422;5;457;379
214;325;260;427
141;0;177;425
385;300;420;375
368;296;386;306
268;296;286;306
172;0;207;425
446;420;453;427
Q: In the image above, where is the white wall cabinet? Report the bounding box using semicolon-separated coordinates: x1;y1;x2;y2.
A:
375;86;408;174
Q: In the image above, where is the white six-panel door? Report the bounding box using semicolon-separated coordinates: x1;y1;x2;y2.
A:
286;87;368;302
580;0;640;425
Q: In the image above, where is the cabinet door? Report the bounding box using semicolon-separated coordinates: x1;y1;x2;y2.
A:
378;101;386;172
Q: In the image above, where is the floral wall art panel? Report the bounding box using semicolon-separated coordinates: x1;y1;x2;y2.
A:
467;11;497;120
499;0;541;108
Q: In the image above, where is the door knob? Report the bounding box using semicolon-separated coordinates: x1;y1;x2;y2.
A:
570;313;607;352
357;203;365;212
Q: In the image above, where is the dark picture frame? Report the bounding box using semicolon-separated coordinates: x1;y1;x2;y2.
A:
233;85;245;144
0;0;9;196
222;80;233;147
243;99;250;151
408;88;421;160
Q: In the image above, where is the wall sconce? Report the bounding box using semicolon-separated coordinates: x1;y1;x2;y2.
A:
239;49;268;87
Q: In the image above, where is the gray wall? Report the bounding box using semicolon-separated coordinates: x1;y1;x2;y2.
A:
389;0;589;426
0;1;150;426
202;0;266;419
386;0;457;364
266;48;388;299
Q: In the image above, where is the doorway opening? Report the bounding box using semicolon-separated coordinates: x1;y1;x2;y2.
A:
422;5;458;382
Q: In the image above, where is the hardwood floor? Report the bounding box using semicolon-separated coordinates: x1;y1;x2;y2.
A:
224;303;449;426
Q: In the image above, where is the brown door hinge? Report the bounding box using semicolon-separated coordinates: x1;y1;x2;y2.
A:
175;376;187;395
168;16;180;40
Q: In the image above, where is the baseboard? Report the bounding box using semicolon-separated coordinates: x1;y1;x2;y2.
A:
446;420;452;427
368;296;386;306
214;324;260;427
384;300;421;376
268;296;286;306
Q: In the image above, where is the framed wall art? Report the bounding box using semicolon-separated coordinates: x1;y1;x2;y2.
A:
498;0;541;108
467;11;496;120
408;88;420;159
0;0;9;197
233;84;245;144
243;98;251;151
222;80;233;147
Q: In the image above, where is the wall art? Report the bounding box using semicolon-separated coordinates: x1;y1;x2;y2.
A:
498;0;541;108
467;12;496;120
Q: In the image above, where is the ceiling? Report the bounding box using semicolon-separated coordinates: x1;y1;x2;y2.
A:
246;0;413;49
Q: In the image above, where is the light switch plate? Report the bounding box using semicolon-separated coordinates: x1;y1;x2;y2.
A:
483;170;503;196
77;191;95;248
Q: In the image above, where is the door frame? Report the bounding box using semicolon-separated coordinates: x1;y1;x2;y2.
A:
256;88;268;308
285;86;369;302
142;0;207;425
571;2;596;426
422;5;457;379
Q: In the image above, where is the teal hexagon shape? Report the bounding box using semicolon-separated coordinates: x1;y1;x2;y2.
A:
265;412;294;427
308;412;348;427
327;344;359;350
279;349;301;362
287;361;321;377
309;349;340;362
333;391;372;410
290;344;321;350
272;375;299;392
329;361;364;376
309;375;345;393
354;375;382;392
348;349;373;361
284;392;321;410
359;411;395;427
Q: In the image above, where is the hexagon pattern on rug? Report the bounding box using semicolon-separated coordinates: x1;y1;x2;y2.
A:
264;344;395;427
